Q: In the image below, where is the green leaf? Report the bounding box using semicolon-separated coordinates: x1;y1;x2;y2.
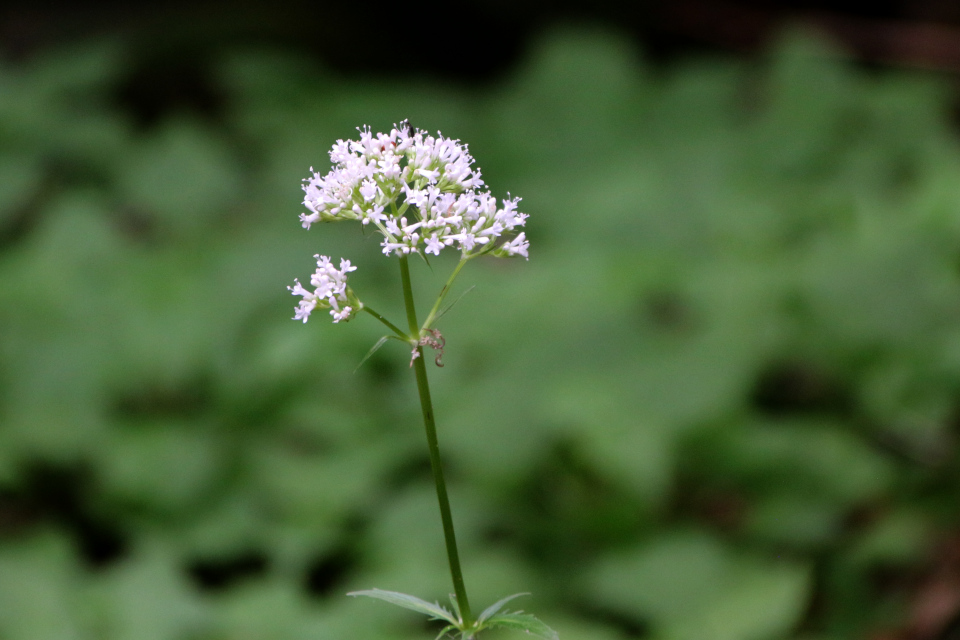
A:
477;592;530;624
586;531;811;640
354;335;403;372
434;285;476;324
448;593;461;620
435;623;458;640
483;612;559;640
114;120;242;234
347;589;459;625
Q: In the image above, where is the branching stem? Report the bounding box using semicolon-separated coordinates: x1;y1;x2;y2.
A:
421;256;469;333
361;305;408;340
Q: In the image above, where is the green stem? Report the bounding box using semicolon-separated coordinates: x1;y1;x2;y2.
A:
361;305;408;340
420;256;469;333
398;256;419;335
398;255;474;628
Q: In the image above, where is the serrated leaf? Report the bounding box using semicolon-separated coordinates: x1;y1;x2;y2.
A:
347;589;459;625
478;593;530;624
485;612;559;640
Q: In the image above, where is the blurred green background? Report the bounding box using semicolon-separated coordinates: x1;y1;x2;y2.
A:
4;12;960;640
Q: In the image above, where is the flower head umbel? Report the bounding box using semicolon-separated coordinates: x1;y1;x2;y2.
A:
299;122;529;259
288;255;360;323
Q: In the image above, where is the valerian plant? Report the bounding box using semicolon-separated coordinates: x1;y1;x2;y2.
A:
288;121;555;640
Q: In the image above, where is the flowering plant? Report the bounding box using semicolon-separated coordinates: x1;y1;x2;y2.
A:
288;121;555;640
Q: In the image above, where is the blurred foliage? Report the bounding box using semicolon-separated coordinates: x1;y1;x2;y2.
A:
2;23;960;640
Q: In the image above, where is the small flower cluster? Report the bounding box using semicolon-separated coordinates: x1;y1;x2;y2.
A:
288;255;360;323
299;122;529;259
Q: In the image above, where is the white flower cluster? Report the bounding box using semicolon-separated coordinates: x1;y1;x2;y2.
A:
299;122;529;259
288;255;359;323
